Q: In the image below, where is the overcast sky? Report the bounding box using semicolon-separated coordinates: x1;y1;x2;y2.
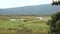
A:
0;0;52;9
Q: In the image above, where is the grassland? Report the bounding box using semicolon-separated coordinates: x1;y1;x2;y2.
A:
0;16;50;34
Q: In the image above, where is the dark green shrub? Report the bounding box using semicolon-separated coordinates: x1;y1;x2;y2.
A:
47;12;60;34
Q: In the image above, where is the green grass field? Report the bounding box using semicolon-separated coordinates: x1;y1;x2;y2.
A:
0;16;50;34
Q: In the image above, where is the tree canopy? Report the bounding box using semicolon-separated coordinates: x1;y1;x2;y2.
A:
52;0;60;5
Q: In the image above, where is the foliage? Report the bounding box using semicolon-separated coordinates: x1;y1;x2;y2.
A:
0;18;49;34
56;20;60;30
52;1;60;5
47;12;60;34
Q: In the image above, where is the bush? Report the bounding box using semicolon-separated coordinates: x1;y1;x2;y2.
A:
47;12;60;34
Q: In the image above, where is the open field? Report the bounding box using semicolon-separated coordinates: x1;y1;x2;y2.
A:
0;16;51;34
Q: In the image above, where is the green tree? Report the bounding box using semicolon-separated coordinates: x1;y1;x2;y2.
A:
47;12;60;34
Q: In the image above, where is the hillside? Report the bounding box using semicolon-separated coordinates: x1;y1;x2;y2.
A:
0;4;60;15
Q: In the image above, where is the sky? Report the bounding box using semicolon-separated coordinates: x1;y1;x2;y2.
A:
0;0;52;9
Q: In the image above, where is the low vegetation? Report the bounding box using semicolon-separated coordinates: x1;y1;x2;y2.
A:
0;16;50;34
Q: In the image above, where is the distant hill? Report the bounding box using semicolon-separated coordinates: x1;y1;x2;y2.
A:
0;4;60;15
